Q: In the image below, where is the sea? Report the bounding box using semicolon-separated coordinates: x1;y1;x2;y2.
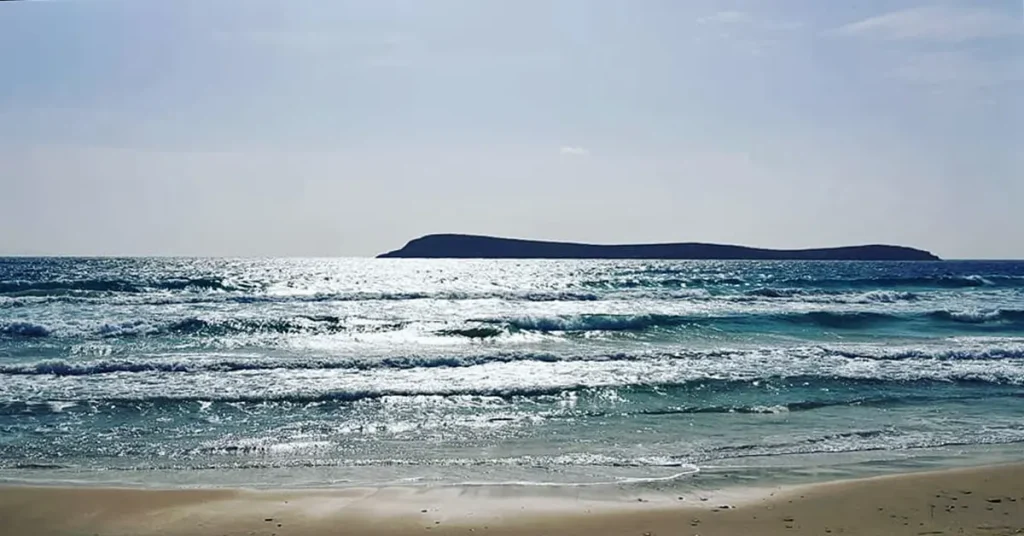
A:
1;258;1023;490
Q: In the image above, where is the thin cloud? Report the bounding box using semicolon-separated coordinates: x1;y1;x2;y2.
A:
834;6;1021;42
698;11;750;25
697;11;802;31
559;146;590;157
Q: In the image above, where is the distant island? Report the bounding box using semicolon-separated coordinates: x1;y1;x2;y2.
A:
377;234;941;261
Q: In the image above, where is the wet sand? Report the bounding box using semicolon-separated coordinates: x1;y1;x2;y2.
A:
1;463;1022;535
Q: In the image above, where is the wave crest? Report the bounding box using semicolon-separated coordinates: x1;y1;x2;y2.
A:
5;342;1024;377
0;277;256;297
0;321;51;338
929;309;1024;325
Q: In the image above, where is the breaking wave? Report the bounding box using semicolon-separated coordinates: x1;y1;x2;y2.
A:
4;342;1024;377
6;308;1024;342
929;309;1024;325
0;277;256;296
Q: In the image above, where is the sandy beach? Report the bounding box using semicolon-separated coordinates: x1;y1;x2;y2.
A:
1;463;1022;536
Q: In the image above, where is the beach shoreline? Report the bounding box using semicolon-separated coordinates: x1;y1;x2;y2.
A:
1;462;1022;536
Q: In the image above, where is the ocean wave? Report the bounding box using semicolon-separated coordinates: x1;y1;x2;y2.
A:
246;290;604;303
0;279;139;295
582;276;747;289
825;345;1024;361
5;342;1024;377
855;290;921;303
496;314;696;332
0;384;633;406
493;311;902;332
0;277;257;296
704;430;1024;462
744;287;809;298
632;393;998;416
3;375;1022;411
640;404;794;415
779;274;1003;289
436;327;509;339
742;288;920;303
1;279;1014;309
0;353;609;376
0;315;407;340
0;321;51;338
779;311;896;329
578;273;1024;291
5;308;1024;343
532;309;1024;332
164;316;343;336
929;309;1024;325
101;317;345;338
0;289;607;307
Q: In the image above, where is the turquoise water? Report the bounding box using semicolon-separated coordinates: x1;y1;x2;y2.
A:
1;258;1023;488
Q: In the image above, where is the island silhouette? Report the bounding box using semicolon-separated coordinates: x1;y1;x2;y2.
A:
378;234;941;261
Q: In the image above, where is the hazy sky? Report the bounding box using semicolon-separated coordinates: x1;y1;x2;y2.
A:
1;1;1021;258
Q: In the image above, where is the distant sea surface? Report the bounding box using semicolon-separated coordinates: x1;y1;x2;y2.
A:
2;258;1023;488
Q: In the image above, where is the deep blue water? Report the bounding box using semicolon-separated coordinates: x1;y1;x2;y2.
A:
1;258;1023;487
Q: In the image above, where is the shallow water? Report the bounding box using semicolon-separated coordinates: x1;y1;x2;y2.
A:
1;258;1023;487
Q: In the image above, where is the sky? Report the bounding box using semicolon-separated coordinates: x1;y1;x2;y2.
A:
0;0;1021;258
